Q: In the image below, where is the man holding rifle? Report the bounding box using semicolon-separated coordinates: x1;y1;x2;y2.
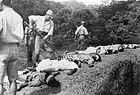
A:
28;10;55;66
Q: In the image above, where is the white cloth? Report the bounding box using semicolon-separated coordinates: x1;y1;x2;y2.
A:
28;15;40;21
111;45;120;51
77;46;99;54
36;59;79;72
84;46;99;54
0;8;24;43
97;46;107;55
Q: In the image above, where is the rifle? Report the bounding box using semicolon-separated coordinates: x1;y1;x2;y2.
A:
24;21;61;57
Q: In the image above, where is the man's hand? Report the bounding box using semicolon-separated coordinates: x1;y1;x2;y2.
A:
43;35;49;40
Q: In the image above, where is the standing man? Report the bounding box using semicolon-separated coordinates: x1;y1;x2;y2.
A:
25;16;38;66
75;21;89;50
34;9;55;64
0;0;24;95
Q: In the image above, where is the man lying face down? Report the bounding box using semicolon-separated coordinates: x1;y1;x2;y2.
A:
36;58;80;75
17;67;61;91
17;59;80;91
62;51;101;67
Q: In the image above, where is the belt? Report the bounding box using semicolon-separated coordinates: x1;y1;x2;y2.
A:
78;34;85;36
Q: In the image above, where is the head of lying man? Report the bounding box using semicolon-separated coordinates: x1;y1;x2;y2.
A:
73;60;81;68
85;54;101;67
87;59;95;67
91;54;101;62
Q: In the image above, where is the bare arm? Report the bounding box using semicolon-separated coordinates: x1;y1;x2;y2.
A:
47;21;54;36
44;21;54;39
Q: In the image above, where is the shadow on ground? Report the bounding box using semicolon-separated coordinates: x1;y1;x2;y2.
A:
29;86;61;95
17;84;62;95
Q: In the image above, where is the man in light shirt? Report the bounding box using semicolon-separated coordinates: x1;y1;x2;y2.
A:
28;10;55;65
75;21;89;50
0;0;24;95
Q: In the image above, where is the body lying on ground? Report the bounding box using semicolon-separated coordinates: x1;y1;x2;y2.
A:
16;67;61;91
16;58;80;90
62;52;101;67
36;59;80;72
123;44;139;49
76;44;125;55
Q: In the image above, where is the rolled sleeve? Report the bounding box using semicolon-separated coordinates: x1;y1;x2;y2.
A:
12;17;24;42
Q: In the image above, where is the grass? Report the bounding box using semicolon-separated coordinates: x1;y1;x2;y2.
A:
93;50;140;95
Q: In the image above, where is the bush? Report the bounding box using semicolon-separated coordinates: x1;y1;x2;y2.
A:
52;35;68;50
94;52;140;95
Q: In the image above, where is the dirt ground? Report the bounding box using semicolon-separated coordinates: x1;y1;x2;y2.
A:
3;45;140;95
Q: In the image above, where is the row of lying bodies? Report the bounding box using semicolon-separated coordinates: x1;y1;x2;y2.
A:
60;44;140;68
35;43;140;77
77;44;140;55
15;50;102;90
15;43;140;90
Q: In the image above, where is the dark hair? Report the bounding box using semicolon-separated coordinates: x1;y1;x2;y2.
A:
2;0;12;7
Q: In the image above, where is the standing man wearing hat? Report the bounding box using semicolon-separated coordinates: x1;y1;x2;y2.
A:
34;9;55;64
74;21;89;50
0;0;24;94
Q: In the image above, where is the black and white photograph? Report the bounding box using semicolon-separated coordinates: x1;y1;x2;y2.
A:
0;0;140;95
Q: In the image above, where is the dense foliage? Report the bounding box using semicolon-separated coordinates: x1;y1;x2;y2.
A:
12;0;140;49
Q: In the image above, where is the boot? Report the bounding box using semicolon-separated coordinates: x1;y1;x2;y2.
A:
46;73;60;87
